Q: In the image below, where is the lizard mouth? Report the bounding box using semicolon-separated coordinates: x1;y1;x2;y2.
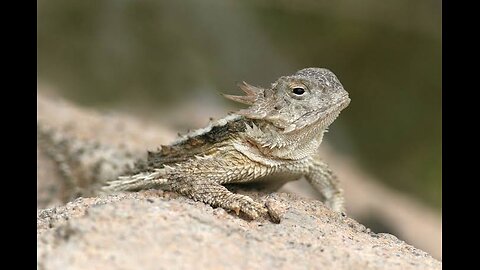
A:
319;97;350;126
284;95;350;133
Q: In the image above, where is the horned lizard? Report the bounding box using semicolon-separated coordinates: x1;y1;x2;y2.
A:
38;67;350;222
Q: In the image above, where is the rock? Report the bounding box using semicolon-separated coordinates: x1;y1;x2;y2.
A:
37;190;440;270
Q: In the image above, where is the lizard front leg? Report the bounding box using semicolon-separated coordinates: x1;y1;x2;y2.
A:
305;155;345;213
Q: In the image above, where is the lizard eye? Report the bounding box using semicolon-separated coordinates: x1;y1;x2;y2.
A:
292;87;305;95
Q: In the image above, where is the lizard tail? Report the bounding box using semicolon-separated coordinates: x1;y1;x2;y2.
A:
37;122;141;196
101;169;168;193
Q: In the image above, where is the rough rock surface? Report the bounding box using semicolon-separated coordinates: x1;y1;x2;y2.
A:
37;190;440;270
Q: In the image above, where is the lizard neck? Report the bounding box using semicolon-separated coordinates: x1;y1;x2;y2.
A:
271;123;326;160
248;120;327;161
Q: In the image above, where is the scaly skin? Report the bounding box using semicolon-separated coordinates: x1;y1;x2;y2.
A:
101;67;351;220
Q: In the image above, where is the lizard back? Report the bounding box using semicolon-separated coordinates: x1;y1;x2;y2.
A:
144;115;256;167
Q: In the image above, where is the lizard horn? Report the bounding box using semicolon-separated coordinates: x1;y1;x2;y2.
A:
222;81;263;105
236;108;267;119
238;81;263;96
222;94;256;105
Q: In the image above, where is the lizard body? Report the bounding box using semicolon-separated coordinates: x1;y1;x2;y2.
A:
38;67;350;221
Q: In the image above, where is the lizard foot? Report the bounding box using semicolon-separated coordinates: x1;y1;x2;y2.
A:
227;194;268;220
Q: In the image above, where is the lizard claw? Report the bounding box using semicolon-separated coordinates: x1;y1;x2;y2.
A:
232;205;241;216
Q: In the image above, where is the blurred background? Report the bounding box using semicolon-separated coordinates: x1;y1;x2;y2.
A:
37;0;441;258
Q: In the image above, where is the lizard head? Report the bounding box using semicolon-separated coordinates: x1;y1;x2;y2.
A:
224;67;350;133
